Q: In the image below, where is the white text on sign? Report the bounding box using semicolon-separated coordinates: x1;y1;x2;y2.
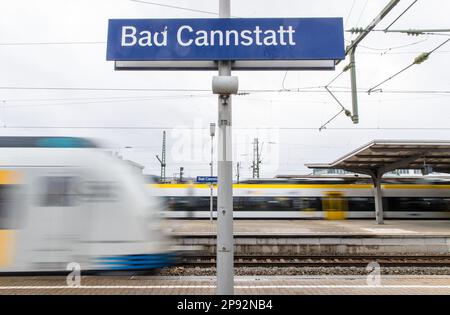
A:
121;25;297;47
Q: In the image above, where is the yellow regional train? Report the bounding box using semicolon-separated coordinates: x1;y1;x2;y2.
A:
151;177;450;219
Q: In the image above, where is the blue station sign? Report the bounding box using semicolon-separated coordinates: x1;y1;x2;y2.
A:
197;176;218;183
107;18;345;61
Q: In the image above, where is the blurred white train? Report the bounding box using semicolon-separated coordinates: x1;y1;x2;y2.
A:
152;177;450;219
0;136;174;274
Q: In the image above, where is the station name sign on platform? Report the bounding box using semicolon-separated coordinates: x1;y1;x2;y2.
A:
107;18;344;70
197;176;218;183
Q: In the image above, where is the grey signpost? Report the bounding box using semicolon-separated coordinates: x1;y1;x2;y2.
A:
216;0;234;295
209;122;215;222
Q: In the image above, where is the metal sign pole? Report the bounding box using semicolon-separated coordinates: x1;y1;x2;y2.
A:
210;123;215;221
216;0;234;295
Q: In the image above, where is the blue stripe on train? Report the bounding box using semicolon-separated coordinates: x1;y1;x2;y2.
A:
96;253;176;270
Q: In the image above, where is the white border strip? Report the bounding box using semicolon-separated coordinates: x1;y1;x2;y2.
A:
1;285;450;290
115;60;336;71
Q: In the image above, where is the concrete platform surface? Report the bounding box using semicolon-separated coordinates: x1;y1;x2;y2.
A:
1;275;450;295
162;220;450;237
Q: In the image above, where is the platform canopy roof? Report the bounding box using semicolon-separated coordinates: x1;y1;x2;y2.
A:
305;140;450;176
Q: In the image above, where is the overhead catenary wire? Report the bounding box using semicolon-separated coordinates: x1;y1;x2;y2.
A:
367;38;450;93
355;0;369;27
281;71;289;91
3;93;448;109
318;85;352;131
322;0;401;128
0;41;105;46
353;50;450;55
318;108;345;132
344;0;357;26
347;37;430;52
384;0;418;31
129;0;240;17
344;0;401;57
0;94;212;109
318;61;355;130
2;86;450;95
129;0;219;16
1;126;449;131
0;95;210;102
325;67;349;87
0;0;241;47
349;29;450;36
0;86;210;92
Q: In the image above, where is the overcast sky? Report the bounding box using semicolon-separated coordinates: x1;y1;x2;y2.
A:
0;0;449;179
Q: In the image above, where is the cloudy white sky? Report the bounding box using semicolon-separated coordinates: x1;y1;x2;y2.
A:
0;0;449;179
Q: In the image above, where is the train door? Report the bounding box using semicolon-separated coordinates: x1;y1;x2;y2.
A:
0;170;21;270
24;167;85;271
322;191;348;220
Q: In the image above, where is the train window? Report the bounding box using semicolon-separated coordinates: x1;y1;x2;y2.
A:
292;197;320;211
386;197;450;212
40;176;78;207
234;197;320;211
0;186;18;228
161;196;323;212
81;181;119;203
346;197;376;212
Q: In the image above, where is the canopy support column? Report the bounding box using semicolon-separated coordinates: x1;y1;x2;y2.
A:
371;172;384;225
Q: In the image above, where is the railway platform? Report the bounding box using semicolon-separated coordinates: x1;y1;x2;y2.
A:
164;220;450;256
1;275;450;295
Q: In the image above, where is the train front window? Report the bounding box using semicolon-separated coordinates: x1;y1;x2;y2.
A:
40;176;78;207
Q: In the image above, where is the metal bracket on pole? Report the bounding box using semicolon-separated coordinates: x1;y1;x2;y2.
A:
320;43;358;129
330;0;400;125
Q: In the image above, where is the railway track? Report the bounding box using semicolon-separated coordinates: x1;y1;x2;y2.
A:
179;255;450;267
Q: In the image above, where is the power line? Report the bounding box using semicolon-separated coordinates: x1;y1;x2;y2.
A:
1;85;450;95
0;41;105;46
355;0;369;27
353;37;429;52
319;108;346;132
129;0;219;16
1;95;208;102
358;50;450;55
280;71;289;90
384;0;418;31
1;126;450;131
349;29;450;36
0;94;211;108
344;0;357;26
129;0;241;18
8;92;445;110
0;86;209;92
344;0;401;57
368;38;450;93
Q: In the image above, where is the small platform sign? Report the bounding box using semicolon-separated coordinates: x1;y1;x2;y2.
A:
197;176;218;183
107;18;344;70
